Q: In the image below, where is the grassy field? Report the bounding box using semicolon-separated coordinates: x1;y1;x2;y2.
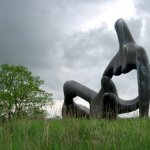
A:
0;118;150;150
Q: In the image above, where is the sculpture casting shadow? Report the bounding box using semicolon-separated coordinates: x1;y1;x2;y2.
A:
62;18;150;119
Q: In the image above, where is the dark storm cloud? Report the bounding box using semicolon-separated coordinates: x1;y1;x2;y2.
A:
0;0;58;66
0;0;87;66
0;0;65;99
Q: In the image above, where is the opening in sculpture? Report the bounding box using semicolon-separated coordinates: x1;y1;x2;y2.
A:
62;18;150;119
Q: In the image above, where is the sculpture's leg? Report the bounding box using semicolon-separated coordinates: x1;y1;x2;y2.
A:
91;76;139;119
102;93;117;119
137;47;150;117
62;80;97;118
90;76;119;119
62;101;90;118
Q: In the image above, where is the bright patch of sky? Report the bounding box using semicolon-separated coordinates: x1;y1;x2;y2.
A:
80;0;136;32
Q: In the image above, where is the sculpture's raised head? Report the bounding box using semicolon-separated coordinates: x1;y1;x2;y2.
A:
115;18;135;48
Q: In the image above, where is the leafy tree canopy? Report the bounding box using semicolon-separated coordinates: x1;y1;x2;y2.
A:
0;64;53;120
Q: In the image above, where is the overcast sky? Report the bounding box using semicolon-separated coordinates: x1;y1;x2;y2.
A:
0;0;150;101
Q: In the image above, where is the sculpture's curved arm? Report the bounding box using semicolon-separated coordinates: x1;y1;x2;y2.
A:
102;76;139;113
62;80;97;117
63;80;97;103
62;101;90;118
102;93;138;118
111;94;139;114
91;76;139;118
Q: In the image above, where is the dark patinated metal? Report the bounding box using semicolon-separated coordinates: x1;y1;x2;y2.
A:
62;18;150;119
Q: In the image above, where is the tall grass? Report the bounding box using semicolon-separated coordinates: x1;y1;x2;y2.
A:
0;118;150;150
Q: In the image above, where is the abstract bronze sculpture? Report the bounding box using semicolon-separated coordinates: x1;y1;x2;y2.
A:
62;18;150;119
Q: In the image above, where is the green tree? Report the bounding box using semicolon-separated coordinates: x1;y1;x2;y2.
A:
0;64;53;120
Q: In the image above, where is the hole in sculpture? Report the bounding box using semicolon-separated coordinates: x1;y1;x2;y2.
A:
73;96;90;109
112;70;138;100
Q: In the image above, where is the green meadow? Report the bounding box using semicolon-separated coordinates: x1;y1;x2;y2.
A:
0;118;150;150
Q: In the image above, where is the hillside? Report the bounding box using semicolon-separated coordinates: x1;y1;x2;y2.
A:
0;118;150;150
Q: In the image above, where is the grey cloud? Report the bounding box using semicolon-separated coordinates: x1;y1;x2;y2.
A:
126;18;142;42
134;0;150;55
63;25;117;69
135;0;150;13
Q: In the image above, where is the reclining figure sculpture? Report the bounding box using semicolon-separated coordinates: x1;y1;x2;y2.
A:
62;18;150;119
